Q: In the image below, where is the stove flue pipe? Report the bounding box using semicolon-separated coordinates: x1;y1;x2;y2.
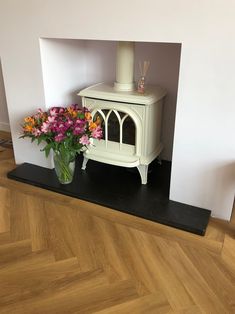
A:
114;41;135;91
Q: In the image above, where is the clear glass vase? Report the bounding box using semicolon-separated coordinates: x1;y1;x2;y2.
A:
53;150;75;184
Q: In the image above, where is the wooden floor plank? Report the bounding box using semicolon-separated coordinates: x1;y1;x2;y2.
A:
1;280;138;314
27;197;50;252
127;228;195;310
167;305;202;314
221;233;235;276
9;191;31;241
153;237;230;314
0;186;10;233
0;259;106;308
72;211;101;272
181;245;235;312
0;232;11;245
94;292;171;314
44;201;76;261
114;223;163;295
0;239;32;268
92;216;130;282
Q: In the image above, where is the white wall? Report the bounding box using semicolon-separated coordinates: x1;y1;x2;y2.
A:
0;60;10;131
0;0;234;220
40;39;87;107
84;40;116;85
40;39;117;107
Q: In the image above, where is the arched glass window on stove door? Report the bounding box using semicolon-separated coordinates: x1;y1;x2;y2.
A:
92;109;136;147
122;115;135;145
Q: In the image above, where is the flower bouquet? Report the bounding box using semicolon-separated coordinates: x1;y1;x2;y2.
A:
21;105;102;184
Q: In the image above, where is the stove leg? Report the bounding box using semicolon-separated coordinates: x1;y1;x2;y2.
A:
82;156;89;170
137;164;148;184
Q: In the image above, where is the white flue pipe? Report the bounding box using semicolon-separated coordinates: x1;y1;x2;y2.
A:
114;41;135;91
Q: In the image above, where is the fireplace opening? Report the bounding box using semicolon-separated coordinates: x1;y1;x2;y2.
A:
40;38;181;185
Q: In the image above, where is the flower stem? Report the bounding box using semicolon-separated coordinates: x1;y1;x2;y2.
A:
54;152;75;184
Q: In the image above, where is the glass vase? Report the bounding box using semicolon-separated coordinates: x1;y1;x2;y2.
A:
53;150;75;184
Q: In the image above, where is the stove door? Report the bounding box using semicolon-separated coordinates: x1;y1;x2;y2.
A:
82;97;144;167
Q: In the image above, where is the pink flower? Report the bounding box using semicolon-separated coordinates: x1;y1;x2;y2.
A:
47;116;56;123
58;123;66;129
34;108;44;120
79;134;90;145
41;122;50;133
91;126;103;139
49;107;59;116
58;107;65;114
32;128;41;136
54;133;66;142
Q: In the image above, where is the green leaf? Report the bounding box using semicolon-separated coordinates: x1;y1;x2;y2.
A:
42;143;53;158
37;137;43;145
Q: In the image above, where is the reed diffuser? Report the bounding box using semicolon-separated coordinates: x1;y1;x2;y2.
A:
137;61;150;94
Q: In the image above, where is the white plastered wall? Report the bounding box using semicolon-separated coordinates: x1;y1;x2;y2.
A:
0;0;234;220
40;39;87;107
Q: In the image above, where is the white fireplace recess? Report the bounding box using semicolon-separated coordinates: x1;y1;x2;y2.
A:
78;41;166;184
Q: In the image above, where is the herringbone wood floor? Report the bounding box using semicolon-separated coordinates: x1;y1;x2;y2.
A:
0;131;235;313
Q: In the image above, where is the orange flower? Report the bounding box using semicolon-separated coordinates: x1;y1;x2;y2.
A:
24;117;35;125
24;117;31;122
89;121;97;131
94;116;102;126
85;112;92;121
68;108;77;118
24;124;33;132
42;113;48;121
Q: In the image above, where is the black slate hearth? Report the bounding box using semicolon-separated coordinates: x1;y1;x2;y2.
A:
7;157;211;235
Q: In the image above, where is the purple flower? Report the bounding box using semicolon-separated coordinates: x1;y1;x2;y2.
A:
75;118;85;125
54;133;66;142
58;123;66;129
52;121;68;134
73;123;85;135
79;134;90;145
65;119;73;127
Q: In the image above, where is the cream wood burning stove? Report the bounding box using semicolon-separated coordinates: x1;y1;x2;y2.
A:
78;42;166;184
